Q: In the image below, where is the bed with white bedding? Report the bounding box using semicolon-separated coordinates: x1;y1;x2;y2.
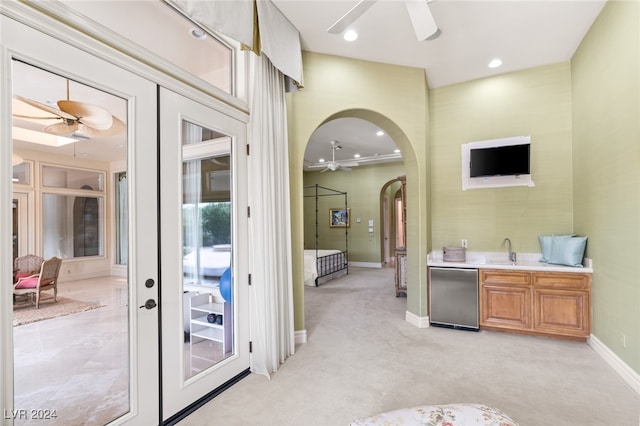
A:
304;249;348;286
304;184;349;286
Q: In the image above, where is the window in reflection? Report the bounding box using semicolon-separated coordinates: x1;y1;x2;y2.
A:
42;193;104;259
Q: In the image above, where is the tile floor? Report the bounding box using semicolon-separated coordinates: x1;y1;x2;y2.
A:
11;275;228;425
12;276;129;426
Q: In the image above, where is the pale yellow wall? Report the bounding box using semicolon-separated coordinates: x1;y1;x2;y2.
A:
287;52;430;331
303;162;406;263
572;0;640;373
430;63;574;253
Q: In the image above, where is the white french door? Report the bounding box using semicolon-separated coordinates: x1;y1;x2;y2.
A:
1;15;159;424
159;88;249;421
2;12;249;426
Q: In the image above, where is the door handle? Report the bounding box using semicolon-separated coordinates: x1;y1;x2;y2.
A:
139;299;157;310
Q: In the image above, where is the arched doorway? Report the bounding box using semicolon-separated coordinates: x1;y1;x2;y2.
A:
298;109;416;330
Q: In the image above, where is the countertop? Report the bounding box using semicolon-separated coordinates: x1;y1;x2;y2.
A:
427;250;593;273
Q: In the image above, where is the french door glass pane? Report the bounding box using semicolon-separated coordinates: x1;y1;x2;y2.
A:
12;60;130;424
181;120;234;379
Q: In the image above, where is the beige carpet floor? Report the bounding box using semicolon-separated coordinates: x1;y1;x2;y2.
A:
13;296;104;327
182;266;640;426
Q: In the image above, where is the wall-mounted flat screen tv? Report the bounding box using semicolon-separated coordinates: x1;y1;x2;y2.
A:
469;143;530;178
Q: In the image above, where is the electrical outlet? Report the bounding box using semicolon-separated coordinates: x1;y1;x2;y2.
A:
461;239;468;248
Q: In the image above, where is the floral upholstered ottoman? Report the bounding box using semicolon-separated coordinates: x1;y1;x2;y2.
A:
351;403;519;426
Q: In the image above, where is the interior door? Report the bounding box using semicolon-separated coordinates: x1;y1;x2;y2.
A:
11;193;30;262
159;88;249;421
2;15;159;424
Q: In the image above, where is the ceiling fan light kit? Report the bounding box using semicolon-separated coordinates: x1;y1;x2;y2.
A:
13;79;125;139
318;140;358;173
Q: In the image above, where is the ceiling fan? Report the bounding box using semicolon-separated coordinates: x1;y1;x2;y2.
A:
320;140;359;173
12;80;125;138
328;0;440;41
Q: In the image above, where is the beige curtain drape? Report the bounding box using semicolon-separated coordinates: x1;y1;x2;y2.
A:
248;53;295;377
167;0;302;85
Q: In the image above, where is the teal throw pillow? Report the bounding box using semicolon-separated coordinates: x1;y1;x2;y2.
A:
539;234;573;263
548;236;588;267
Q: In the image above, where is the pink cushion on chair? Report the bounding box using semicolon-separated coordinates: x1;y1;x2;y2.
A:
15;277;38;289
15;272;32;280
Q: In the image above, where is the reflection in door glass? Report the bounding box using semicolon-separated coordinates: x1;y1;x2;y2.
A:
11;60;130;424
182;121;234;379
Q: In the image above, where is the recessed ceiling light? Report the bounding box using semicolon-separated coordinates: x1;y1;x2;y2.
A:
190;28;207;40
354;154;361;158
376;130;384;136
319;158;325;163
344;30;358;42
394;149;401;154
488;58;502;69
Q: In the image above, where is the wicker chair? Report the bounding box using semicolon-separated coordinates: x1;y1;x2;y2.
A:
14;257;62;309
13;254;44;282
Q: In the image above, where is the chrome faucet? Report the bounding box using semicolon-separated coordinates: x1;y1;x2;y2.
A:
502;237;517;263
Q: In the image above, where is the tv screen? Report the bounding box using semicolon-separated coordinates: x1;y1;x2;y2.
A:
470;144;530;178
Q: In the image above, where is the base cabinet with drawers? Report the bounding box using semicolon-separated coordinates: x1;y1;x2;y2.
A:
480;269;591;340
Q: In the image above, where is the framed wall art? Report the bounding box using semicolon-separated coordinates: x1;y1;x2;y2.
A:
329;208;350;228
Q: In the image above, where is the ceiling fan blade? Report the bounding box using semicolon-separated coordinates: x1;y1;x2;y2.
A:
339;166;352;172
58;100;113;130
14;95;77;120
405;0;439;41
12;97;62;121
320;167;330;173
327;0;377;34
340;161;359;167
78;115;126;138
43;121;78;136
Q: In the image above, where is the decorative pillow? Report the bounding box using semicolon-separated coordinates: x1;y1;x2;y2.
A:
548;236;588;267
15;277;38;289
14;272;32;280
539;234;573;262
351;403;519;426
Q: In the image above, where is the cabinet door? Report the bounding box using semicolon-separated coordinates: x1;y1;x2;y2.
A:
480;269;532;330
480;285;532;330
534;289;590;338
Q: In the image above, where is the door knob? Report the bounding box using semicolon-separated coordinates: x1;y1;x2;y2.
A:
140;299;157;309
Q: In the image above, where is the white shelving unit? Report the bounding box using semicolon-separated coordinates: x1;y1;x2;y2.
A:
189;293;226;350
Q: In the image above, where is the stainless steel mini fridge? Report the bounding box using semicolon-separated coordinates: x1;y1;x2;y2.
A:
429;267;479;330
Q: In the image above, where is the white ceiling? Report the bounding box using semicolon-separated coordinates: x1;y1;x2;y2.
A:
304;118;401;171
273;0;606;88
273;0;607;170
12;0;607;169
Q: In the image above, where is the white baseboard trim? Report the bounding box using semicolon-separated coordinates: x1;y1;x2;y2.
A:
589;334;640;396
294;329;307;345
405;310;430;328
349;261;382;268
